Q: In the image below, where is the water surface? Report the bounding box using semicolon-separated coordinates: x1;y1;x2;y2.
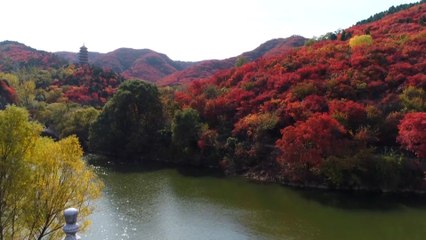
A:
83;164;426;240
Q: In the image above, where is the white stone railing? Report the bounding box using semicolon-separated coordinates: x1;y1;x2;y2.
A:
63;208;80;240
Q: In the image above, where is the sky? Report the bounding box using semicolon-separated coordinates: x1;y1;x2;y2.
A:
0;0;419;61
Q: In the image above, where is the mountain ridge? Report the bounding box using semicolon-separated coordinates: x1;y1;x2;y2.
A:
0;35;306;85
0;41;66;71
53;35;307;84
158;35;307;86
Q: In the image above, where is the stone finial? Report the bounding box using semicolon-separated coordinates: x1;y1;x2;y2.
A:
63;208;81;240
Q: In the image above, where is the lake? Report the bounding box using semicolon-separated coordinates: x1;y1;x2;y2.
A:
82;164;426;240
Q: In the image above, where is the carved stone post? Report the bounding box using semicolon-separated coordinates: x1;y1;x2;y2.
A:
63;208;81;240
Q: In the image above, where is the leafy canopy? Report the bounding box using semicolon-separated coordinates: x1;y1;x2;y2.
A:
398;112;426;158
0;106;102;240
172;108;202;156
89;80;164;159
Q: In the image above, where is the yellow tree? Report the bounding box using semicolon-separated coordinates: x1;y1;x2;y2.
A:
0;106;41;240
0;106;103;240
23;136;102;239
349;34;373;48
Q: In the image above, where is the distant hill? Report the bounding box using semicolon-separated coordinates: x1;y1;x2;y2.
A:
158;35;307;86
242;35;308;59
54;36;306;85
1;37;305;85
55;48;196;83
0;41;66;71
95;48;193;81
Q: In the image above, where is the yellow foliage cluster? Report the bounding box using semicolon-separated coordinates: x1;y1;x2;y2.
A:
400;86;426;112
235;113;278;137
0;106;103;240
349;35;373;48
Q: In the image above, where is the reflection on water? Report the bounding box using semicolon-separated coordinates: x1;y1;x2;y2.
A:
82;164;426;240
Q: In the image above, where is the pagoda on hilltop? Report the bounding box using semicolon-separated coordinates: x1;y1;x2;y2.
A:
78;45;89;65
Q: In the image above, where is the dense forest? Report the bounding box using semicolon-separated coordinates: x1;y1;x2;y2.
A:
171;2;426;190
0;2;425;195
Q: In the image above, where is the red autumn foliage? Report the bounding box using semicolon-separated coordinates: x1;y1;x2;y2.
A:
173;3;426;184
158;36;307;86
397;112;426;158
0;79;17;106
0;41;65;71
56;65;124;106
276;114;348;181
328;100;367;130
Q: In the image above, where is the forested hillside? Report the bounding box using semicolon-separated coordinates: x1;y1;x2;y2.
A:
0;41;66;71
56;48;193;83
172;3;426;190
158;36;307;86
53;36;306;85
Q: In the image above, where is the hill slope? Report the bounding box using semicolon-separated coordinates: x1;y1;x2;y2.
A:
54;36;306;85
158;35;307;86
0;41;65;71
55;48;194;83
175;3;426;189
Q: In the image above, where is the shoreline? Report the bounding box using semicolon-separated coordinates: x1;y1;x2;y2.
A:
244;169;426;195
86;153;426;195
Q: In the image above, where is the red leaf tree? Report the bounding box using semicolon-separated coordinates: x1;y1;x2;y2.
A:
0;79;17;108
276;114;349;181
397;112;426;158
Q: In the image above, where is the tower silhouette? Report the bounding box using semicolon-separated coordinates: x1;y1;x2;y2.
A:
78;45;88;65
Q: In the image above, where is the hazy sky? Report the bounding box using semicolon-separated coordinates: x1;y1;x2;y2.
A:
1;0;419;61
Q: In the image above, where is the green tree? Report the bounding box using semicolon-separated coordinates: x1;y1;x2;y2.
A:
89;80;164;159
235;56;248;67
35;102;69;130
36;103;99;149
172;108;202;158
60;107;100;148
